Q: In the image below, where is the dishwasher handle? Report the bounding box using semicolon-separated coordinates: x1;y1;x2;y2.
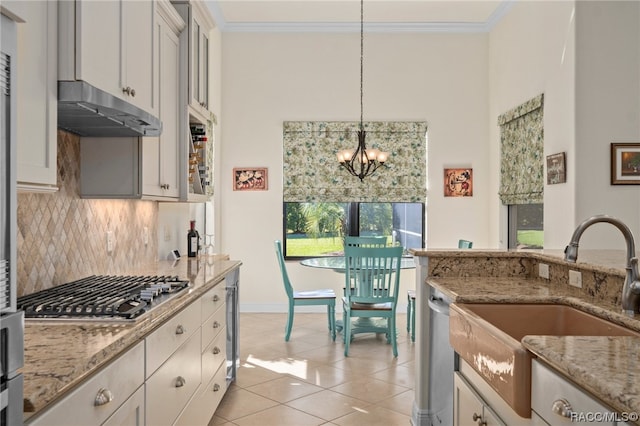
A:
427;296;450;316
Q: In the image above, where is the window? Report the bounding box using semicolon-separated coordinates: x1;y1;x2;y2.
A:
508;203;543;249
283;202;424;259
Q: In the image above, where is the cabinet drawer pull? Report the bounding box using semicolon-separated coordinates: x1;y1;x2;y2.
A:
213;321;220;329
212;346;220;355
176;325;185;335
472;413;486;426
213;295;219;302
213;383;220;392
551;398;573;418
175;376;186;388
94;388;114;406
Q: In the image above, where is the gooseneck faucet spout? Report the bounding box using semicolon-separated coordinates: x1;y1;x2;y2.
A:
564;215;640;316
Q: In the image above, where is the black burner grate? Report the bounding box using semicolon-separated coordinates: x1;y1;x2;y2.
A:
17;275;189;320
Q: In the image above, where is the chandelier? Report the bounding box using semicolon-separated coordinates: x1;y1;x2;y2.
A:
336;0;389;182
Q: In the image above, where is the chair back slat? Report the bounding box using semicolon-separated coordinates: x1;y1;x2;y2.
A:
344;245;403;305
344;236;387;248
274;240;294;298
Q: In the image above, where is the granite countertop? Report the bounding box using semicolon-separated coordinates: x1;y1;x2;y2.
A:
21;255;242;421
421;249;640;420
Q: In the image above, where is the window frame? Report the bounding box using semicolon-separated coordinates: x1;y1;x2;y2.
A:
283;202;425;260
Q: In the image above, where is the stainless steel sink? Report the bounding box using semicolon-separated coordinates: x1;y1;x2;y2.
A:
449;303;640;417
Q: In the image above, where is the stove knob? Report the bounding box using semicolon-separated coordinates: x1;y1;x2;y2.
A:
150;284;163;293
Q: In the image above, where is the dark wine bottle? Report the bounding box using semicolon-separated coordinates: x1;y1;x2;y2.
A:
187;220;199;257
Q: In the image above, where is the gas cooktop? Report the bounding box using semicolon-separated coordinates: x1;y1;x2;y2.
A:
17;275;190;321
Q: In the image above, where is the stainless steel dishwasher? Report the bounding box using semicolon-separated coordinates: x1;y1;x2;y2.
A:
424;284;455;425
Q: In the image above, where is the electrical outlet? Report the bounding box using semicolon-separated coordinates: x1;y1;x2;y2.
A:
143;227;149;246
106;231;114;253
538;263;550;279
569;270;582;288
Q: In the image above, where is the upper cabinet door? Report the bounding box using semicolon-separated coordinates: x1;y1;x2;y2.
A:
3;0;58;191
72;0;156;115
172;1;214;120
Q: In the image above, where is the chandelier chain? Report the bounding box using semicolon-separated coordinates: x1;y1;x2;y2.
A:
360;0;364;132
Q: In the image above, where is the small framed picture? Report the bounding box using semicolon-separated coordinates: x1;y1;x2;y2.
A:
546;152;566;184
611;143;640;185
444;168;473;197
233;167;268;191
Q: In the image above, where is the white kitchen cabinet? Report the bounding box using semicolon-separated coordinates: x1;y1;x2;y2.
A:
531;359;616;426
59;0;155;115
171;0;215;120
2;0;58;191
142;0;185;199
146;331;202;426
456;359;531;425
26;342;145;426
454;372;505;426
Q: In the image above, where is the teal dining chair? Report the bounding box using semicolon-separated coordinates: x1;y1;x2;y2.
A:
274;240;336;342
407;239;473;342
342;245;403;357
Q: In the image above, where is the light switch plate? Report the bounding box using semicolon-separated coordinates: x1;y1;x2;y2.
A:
538;263;550;279
569;270;582;288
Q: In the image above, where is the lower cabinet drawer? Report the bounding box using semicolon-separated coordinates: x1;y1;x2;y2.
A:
146;331;202;426
101;384;145;426
27;342;145;426
201;302;225;352
531;360;616;425
202;328;226;386
174;363;228;426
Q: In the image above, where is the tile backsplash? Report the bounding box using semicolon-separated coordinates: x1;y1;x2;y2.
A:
17;131;158;296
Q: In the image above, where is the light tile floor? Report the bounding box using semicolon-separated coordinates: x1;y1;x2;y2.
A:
210;313;415;426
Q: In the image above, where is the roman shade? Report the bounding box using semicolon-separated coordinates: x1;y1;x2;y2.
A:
498;94;544;205
283;121;427;203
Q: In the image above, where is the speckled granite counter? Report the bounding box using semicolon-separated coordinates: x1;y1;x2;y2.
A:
413;249;640;420
21;255;241;421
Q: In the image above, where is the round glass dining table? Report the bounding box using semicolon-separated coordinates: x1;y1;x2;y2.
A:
300;256;416;271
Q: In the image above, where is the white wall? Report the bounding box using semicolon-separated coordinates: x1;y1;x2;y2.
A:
574;1;640;249
489;1;640;250
219;32;490;310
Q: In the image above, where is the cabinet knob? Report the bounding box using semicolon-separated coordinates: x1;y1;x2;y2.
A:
122;86;132;95
213;295;219;302
213;383;220;392
212;346;220;355
130;88;136;97
472;413;486;426
94;388;114;406
175;325;185;335
160;184;170;190
551;398;573;418
213;321;220;329
175;376;186;388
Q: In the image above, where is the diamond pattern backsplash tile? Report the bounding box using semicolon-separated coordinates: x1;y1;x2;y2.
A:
17;131;158;296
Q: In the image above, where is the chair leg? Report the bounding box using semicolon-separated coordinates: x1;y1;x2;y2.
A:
410;298;416;342
390;314;398;357
328;304;336;341
344;310;351;356
285;301;294;341
406;294;412;333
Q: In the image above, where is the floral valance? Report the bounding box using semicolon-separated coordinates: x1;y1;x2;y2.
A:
498;94;544;205
283;121;427;203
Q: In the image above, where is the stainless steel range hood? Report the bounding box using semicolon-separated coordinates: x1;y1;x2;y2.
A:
58;81;162;137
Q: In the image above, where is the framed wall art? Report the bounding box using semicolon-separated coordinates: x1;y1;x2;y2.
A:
611;143;640;185
444;168;473;197
546;152;566;184
233;167;268;191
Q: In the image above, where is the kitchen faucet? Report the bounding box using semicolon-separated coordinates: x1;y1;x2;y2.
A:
564;215;640;316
